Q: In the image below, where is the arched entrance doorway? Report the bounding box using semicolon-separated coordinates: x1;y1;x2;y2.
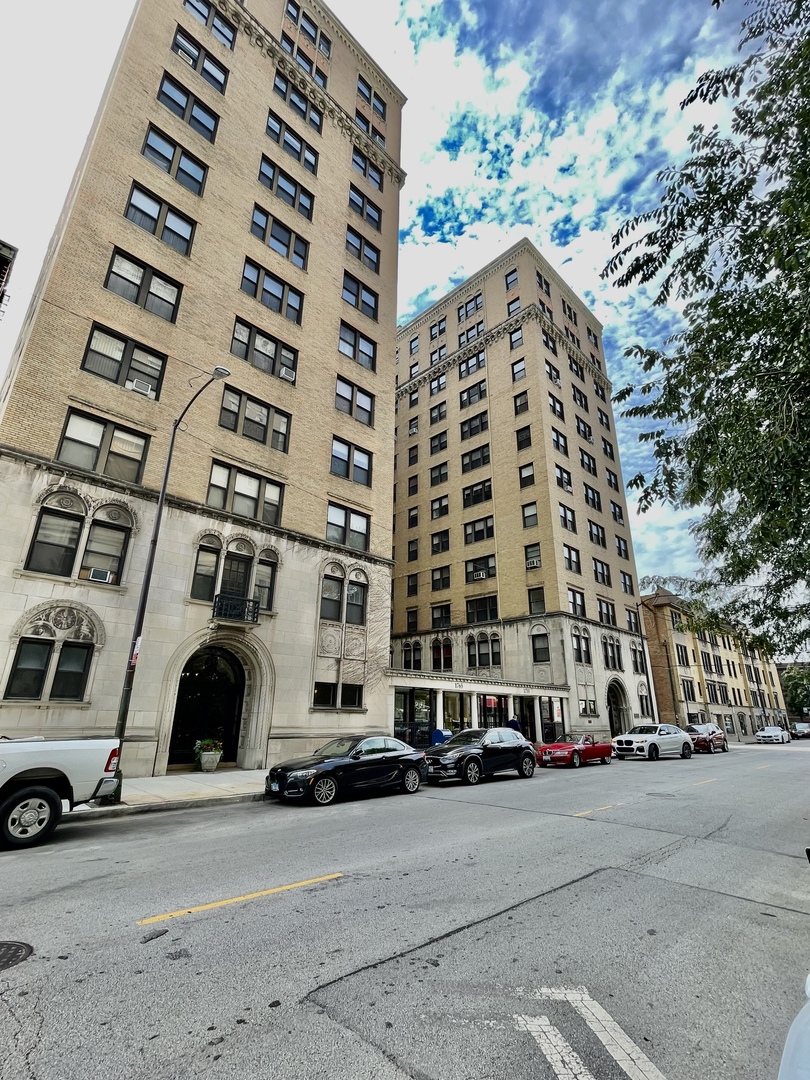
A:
169;647;245;767
606;680;630;737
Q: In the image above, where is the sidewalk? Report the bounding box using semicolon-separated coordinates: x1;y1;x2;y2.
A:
72;768;268;822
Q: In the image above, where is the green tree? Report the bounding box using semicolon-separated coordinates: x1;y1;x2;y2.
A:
603;0;810;653
780;665;810;714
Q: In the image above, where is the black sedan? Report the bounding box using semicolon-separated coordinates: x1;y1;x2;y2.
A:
425;727;536;785
265;734;427;806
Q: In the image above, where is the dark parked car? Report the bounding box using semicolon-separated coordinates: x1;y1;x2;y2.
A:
792;722;810;740
425;727;536;785
265;734;427;806
685;723;729;754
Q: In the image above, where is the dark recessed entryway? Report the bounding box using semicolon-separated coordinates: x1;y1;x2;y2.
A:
168;646;245;767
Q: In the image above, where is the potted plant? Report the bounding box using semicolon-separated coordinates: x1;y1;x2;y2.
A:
194;738;223;772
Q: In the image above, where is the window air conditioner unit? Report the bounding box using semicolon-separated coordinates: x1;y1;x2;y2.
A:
87;568;114;583
526;558;540;569
472;570;488;580
279;366;296;382
587;435;594;444
126;378;155;397
563;483;573;492
552;377;561;387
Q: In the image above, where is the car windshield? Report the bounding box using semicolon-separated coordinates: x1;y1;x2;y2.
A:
442;730;485;747
552;734;585;744
686;725;707;734
313;737;361;758
762;728;780;734
628;725;658;735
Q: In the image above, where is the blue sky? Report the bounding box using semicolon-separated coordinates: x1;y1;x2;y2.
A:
0;0;745;582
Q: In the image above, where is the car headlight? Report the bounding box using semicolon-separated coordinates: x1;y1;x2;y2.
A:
287;768;317;781
439;752;461;763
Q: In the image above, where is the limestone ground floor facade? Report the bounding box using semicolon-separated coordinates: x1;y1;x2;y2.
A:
0;454;392;776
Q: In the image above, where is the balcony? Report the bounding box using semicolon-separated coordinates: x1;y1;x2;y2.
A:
212;594;259;623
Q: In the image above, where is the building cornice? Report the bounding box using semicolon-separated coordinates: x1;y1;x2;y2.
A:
215;0;407;189
385;668;569;695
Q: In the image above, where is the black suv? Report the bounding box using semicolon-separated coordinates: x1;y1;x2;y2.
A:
425;727;536;785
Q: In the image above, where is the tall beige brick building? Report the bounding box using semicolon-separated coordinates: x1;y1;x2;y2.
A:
390;240;656;746
0;0;404;774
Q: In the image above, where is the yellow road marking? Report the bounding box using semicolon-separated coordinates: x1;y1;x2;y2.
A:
694;779;718;786
573;804;614;817
137;872;343;925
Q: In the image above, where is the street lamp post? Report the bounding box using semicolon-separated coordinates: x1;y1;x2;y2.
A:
106;366;230;802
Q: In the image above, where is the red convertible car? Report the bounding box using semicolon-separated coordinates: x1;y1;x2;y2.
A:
536;733;613;768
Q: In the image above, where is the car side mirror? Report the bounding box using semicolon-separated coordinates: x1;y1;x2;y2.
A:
351;749;363;759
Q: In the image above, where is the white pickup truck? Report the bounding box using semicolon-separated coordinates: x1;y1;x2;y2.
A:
0;737;120;849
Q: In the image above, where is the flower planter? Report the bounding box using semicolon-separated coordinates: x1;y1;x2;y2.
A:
199;751;222;772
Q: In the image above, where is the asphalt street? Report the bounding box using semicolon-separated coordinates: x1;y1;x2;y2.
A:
1;743;808;1080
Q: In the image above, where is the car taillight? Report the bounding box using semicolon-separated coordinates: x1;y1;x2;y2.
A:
105;748;120;773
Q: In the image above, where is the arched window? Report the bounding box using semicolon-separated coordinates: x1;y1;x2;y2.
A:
412;641;422;670
191;535;222;601
490;634;501;667
603;636;623;671
432;637;453;671
432;639;442;671
319;567;368;625
467;633;499;669
25;495;133;586
638;686;651;716
573;627;592;665
442;637;453;670
254;549;277;611
4;604;101;703
403;643;412;670
477;633;490;668
467;635;477;668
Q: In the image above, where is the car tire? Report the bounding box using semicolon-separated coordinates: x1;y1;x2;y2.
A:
461;758;482;785
401;767;421;794
518;753;535;779
0;786;62;849
648;744;660;762
601;755;612;765
680;742;692;759
721;740;729;753
707;740;715;754
311;775;339;806
571;751;581;769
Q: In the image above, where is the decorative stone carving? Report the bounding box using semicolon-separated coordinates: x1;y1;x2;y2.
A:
236;542;250;554
344;627;367;661
329;563;344;577
11;601;105;646
318;625;342;658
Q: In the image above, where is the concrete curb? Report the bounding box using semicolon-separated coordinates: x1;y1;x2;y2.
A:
67;791;266;823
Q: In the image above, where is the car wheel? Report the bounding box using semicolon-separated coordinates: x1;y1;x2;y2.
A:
681;741;692;759
601;755;612;765
311;775;338;806
461;758;482;785
571;751;581;769
0;786;62;849
707;740;715;754
721;740;729;753
401;767;421;794
518;753;535;778
648;744;660;762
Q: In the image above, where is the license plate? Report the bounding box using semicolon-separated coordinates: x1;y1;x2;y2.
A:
428;766;435;772
543;753;551;760
270;782;279;792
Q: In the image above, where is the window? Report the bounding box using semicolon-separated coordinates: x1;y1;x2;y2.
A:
594;380;607;401
583;484;602;511
430;317;446;339
405;610;418;635
430;462;448;486
351;146;383;190
432;637;453;671
430;402;447;424
465;554;495;582
207;462;283;525
172;27;228;93
105;250;181;322
524;542;541;568
462;479;492;507
458;321;485;346
505;268;518;290
461;444;490;473
125;184;195;255
258;155;314;219
620;570;634;595
372;89;387;121
407;507;418;528
572;629;592;664
509;329;523;350
460;380;487;409
57;411;147;484
609;502;625;526
682;679;697;702
630;642;646;674
157;74;219;142
562;299;577;324
251;207;309;269
142;126;207;194
325;502;369;551
589;520;607;547
432;565;450;591
430;374;447;396
82;326;165;398
458;293;483;321
616;535;629;559
342;272;378;320
572;385;588;411
459;412;488;442
330;438;371;486
407;539;418;562
551;428;568;456
602;637;622;669
598;408;611;430
273;72;323;133
532;633;550;663
522;502;538;528
465;516;494;544
676;643;690;666
431;529;449;553
512;358;526;382
467;633;501;669
568;588;586;617
241;259;303;324
183;0;235;47
626;607;640;633
516;426;532;451
266;109;318;173
354;110;385;146
408;446;419;467
556;465;572;490
602;437;615;460
580;449;597;475
537;270;551;295
514;391;529;416
519;463;535;488
559;504;576;532
593;558;611;586
528;587;545;615
598;599;617;626
563;544;580;573
345;226;380;274
588;327;600;349
348;184;381;231
406;573;418;596
430;495;449;519
409;336;419;356
26;511;83;577
542;328;558;355
432;605;451;630
579;699;598;716
431;345;448;366
467;596;498;624
339;322;377;370
458;350;486;379
548;393;565;420
564;326;581;349
409;369;419;386
576;416;593;440
569;355;584;380
607;469;620;491
430;431;448;454
231;317;298;382
408;475;418;496
507;296;521;316
5;639;93;702
319;577;367;626
408;417;419;435
190;540;220;601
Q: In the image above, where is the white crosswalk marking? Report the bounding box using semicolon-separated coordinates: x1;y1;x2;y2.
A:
514;1015;597;1080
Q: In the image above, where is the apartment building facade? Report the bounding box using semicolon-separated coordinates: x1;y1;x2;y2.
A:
0;0;404;775
391;240;655;747
641;588;787;740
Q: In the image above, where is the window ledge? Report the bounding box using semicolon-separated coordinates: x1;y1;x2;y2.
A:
0;700;92;709
12;569;127;592
308;707;368;714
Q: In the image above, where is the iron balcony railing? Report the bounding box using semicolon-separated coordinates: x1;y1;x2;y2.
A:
212;594;260;622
